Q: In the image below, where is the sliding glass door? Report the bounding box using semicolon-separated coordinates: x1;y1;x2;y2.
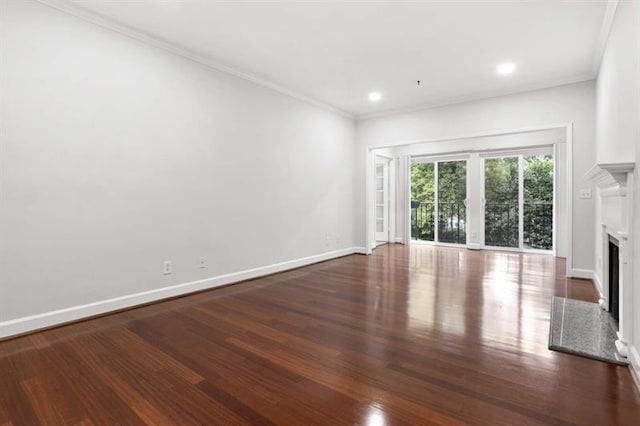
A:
483;152;553;251
484;156;519;248
410;163;435;241
411;159;467;245
437;161;467;244
523;154;553;250
411;149;553;252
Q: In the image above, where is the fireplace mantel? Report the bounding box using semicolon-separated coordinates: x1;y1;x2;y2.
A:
584;162;635;197
589;161;635;360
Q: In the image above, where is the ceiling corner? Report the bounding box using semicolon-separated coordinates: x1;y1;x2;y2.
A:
590;0;620;77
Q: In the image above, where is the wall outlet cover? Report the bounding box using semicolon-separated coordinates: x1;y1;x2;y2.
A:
579;188;592;199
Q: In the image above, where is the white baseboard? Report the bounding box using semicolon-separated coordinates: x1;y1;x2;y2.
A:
394;237;403;243
353;246;368;254
629;345;640;391
569;268;595;280
592;271;604;296
467;243;482;250
0;247;359;339
568;269;606;300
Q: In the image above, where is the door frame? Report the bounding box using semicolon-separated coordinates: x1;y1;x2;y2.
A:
364;122;573;276
370;153;395;249
374;155;391;244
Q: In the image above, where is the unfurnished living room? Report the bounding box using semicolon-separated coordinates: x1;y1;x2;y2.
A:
1;0;639;424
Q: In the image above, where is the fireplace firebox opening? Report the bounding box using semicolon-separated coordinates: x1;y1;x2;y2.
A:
608;235;620;321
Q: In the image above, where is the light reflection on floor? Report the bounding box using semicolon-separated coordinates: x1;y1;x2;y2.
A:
404;244;559;358
365;403;388;426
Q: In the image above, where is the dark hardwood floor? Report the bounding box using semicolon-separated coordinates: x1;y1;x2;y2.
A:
1;244;639;425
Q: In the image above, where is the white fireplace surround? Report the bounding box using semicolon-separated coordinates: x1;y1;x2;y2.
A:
585;162;635;358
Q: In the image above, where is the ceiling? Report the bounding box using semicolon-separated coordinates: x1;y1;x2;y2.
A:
59;0;612;118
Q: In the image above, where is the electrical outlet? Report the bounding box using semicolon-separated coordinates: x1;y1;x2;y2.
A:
163;260;172;275
199;257;205;269
579;188;592;199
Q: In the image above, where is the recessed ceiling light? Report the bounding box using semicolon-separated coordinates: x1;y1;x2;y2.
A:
369;92;382;102
497;63;516;75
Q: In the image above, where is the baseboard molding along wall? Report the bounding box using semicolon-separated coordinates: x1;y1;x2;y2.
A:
569;268;595;280
570;268;604;294
629;345;640;389
0;246;361;339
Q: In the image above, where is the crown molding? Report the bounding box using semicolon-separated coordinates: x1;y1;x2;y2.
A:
35;0;354;120
356;75;595;121
591;0;619;76
35;0;610;124
585;162;635;197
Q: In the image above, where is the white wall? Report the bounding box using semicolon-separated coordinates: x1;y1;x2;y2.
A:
593;0;640;375
595;0;639;165
0;0;355;335
356;81;596;271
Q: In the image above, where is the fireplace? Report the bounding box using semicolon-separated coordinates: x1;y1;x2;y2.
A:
586;162;634;359
608;236;619;321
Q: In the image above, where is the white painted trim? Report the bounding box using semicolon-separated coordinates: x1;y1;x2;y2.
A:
566;124;574;277
35;0;353;119
591;0;620;76
518;155;525;250
357;76;595;121
629;345;640;391
353;246;369;254
366;123;572;151
567;269;609;309
409;240;436;246
365;146;375;255
480;245;553;255
394;237;404;243
410;240;467;249
552;143;559;257
374;152;394;160
0;247;360;339
477;146;555;158
569;268;595;280
592;270;604;295
404;156;412;245
389;158;396;244
374;155;392;243
412;153;471;163
585;162;635;197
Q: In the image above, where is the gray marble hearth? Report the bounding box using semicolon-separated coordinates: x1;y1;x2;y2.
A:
548;296;628;365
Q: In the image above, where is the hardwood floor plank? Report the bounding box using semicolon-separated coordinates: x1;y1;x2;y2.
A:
1;245;638;425
19;378;63;425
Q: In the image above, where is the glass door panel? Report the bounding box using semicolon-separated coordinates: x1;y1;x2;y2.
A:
523;154;554;250
437;161;467;244
484;157;519;248
375;161;389;242
410;163;435;241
